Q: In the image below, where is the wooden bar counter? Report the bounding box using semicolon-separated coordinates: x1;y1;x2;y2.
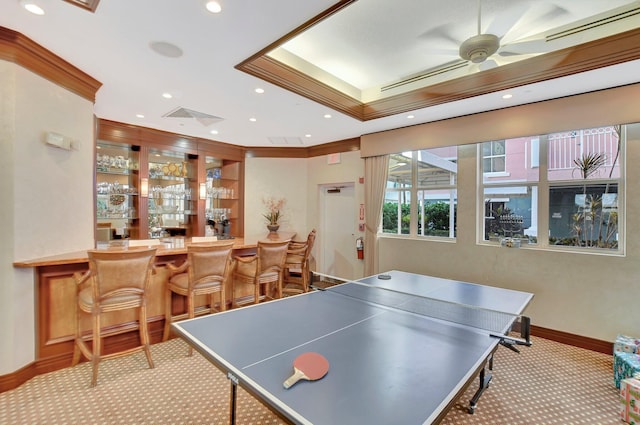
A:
13;232;295;375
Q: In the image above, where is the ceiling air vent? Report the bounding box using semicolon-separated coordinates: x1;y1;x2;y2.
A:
381;61;468;92
162;107;224;127
268;137;303;145
547;6;640;41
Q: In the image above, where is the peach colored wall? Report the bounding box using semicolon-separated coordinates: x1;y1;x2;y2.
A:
244;157;309;237
378;123;640;342
245;152;365;279
0;61;94;374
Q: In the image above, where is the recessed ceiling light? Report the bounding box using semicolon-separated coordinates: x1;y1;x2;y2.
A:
136;114;145;118
305;134;311;138
205;1;222;13
210;130;219;135
249;117;257;122
502;93;513;99
149;41;183;58
20;1;44;15
324;114;332;119
162;92;173;99
407;115;415;119
255;88;264;94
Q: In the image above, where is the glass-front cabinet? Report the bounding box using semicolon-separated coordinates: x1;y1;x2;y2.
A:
95;120;244;244
147;150;197;238
204;156;240;239
96;142;140;240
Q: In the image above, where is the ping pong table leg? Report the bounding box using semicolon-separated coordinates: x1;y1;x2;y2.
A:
228;372;239;425
468;354;494;414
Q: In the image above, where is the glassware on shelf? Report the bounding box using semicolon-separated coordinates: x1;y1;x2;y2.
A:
96;153;130;173
96;182;138;195
150;186;192;200
206;186;234;199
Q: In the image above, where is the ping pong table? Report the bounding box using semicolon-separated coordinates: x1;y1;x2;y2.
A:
172;270;533;425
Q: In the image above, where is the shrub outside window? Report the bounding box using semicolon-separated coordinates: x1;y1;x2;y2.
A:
547;126;622;249
383;148;457;237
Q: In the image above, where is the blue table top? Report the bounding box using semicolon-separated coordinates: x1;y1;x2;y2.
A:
173;270;533;425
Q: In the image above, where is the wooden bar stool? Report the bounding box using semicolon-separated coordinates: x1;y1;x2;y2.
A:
232;240;289;307
71;247;157;387
163;241;235;353
283;229;316;296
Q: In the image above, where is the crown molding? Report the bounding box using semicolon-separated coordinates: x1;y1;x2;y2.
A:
0;26;101;102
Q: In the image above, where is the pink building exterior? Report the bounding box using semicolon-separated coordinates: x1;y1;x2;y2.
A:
484;126;620;185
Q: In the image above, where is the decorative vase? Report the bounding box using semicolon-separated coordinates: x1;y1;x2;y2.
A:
267;224;280;233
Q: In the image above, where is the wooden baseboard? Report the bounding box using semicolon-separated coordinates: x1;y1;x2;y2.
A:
0;324;613;394
531;325;613;354
0;362;37;394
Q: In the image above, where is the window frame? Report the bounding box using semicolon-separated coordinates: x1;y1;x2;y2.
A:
482;140;507;173
382;149;458;239
477;126;625;254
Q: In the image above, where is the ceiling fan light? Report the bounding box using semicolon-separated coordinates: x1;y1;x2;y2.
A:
459;34;499;63
469;51;488;63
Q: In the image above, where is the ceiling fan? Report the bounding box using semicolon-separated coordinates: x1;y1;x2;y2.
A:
424;0;570;70
458;0;500;63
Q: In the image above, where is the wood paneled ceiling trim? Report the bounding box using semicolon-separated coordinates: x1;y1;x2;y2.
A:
62;0;100;13
236;1;640;123
99;120;360;160
245;137;360;159
98;119;247;159
244;55;364;120
0;26;101;102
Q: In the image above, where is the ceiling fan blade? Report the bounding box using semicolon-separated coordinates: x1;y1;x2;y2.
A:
536;4;571;25
501;4;570;44
485;3;530;39
418;22;459;46
498;38;549;56
426;47;461;57
478;59;498;71
466;62;481;74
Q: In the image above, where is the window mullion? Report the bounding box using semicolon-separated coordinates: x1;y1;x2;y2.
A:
538;135;550;247
410;155;418;236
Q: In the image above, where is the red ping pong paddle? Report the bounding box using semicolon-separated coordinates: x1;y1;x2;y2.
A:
283;352;329;389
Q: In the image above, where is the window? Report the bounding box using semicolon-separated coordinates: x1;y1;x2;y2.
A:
482;140;506;173
481;137;539;243
479;125;624;252
383;148;457;238
547;126;622;249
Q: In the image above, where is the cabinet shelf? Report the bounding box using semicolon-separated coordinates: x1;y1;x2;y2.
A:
97;168;135;175
149;210;197;215
149;175;194;183
97;192;139;197
97;214;138;219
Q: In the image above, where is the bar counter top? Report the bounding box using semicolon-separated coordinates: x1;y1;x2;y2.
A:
13;231;296;268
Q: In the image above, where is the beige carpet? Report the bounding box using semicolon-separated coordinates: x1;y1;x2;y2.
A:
0;336;619;424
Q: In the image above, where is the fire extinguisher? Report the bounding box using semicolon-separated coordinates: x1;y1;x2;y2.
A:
356;237;364;260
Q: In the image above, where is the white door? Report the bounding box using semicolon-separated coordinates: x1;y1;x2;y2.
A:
319;184;357;280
